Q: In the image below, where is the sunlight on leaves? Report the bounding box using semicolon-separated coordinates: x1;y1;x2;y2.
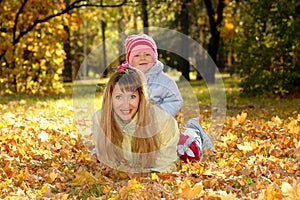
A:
1;100;299;199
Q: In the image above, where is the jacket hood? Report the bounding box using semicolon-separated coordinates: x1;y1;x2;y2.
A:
145;60;164;77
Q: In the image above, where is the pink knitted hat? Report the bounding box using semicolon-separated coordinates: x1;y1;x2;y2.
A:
125;34;158;64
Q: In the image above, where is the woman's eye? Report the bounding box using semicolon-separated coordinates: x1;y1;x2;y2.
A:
115;95;121;100
130;95;136;99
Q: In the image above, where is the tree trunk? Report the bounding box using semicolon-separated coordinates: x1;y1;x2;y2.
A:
62;0;73;82
178;0;191;81
73;9;81;80
63;24;73;82
141;0;149;34
204;0;225;83
102;20;108;78
118;7;126;64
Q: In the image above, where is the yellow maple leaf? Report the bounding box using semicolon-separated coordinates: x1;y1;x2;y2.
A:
203;168;226;178
151;172;159;181
271;116;282;126
286;119;299;134
127;178;141;190
68;170;106;186
237;142;253;154
17;146;25;157
16;169;24;186
39;184;49;195
237;112;247;123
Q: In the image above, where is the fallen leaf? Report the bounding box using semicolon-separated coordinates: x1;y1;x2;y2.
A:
68;170;106;186
237;142;253;153
176;179;203;199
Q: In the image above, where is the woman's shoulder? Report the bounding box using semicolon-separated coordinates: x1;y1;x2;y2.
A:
95;109;102;115
93;109;102;120
150;104;175;123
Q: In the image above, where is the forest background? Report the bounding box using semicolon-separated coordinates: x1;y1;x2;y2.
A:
1;0;300;199
1;0;299;96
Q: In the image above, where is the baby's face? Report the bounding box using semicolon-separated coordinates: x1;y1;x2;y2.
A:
131;50;155;73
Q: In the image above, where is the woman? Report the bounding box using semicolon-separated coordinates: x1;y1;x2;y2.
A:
93;67;179;173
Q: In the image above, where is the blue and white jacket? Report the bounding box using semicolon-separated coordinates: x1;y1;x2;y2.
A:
131;60;183;117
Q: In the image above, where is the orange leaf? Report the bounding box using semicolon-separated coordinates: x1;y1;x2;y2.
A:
176;179;203;199
3;160;17;177
24;167;35;183
237;112;247;123
49;171;58;183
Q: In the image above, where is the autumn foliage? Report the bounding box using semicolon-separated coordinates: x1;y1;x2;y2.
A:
0;98;299;199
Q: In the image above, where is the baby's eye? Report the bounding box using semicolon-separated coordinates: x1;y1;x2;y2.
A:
145;53;151;56
130;95;136;99
134;54;140;57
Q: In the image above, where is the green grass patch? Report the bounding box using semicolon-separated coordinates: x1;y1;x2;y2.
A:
188;74;300;120
0;74;299;120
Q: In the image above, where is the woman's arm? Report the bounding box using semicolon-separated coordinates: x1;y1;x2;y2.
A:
150;108;180;172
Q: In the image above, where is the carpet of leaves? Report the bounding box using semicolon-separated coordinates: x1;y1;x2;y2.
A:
0;100;299;200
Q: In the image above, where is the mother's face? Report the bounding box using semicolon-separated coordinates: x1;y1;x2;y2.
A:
112;83;140;123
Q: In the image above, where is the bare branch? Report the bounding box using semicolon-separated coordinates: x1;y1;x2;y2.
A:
12;0;127;45
13;0;28;44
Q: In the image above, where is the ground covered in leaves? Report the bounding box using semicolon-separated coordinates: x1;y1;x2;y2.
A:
0;98;299;200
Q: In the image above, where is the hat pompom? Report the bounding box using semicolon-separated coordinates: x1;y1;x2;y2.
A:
115;61;129;72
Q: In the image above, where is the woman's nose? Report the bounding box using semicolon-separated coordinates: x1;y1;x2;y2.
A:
122;98;130;108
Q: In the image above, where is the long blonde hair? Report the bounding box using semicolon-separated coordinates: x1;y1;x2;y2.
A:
98;67;158;169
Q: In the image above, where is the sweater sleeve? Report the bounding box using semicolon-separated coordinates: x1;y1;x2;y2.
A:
159;78;183;117
92;110;102;157
149;107;180;172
